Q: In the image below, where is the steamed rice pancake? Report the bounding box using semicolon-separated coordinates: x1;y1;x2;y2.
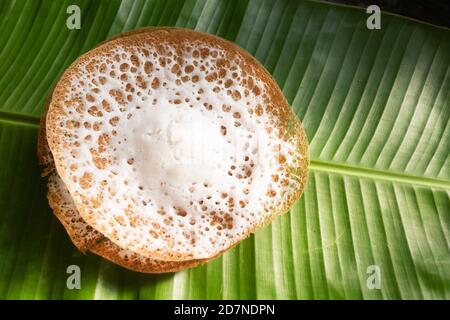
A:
46;28;309;261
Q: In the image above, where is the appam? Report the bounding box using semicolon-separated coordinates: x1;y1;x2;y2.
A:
45;27;309;262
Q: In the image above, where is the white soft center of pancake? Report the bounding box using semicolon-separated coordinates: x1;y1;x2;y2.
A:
133;105;232;186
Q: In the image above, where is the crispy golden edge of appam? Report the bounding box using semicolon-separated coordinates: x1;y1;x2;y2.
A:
45;27;310;261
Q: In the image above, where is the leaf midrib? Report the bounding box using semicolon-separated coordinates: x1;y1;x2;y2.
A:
1;112;448;189
0;110;40;128
311;160;450;189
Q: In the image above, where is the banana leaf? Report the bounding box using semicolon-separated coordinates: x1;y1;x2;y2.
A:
0;0;449;299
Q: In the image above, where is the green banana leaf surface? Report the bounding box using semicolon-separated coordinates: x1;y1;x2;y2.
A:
0;0;449;299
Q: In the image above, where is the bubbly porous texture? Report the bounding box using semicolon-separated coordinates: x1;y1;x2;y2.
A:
47;172;104;252
47;172;205;272
46;28;309;261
